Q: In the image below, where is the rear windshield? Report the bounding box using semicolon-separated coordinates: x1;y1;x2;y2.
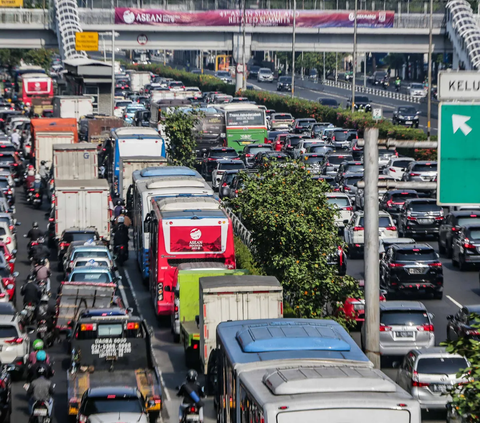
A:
273;114;293;120
71;272;110;283
328;155;352;165
115;101;131;108
0;325;17;338
457;217;480;226
0;181;8;189
0;156;14;164
333;130;349;141
416;357;468;375
83;398;144;416
169;82;184;87
76;260;109;268
468;229;480;240
391;192;418;201
219;162;245;170
298;120;315;127
359;216;391;227
320;99;338;106
345;164;364;172
287;138;302;146
345;176;362;185
210;149;238;158
303;156;324;164
395;249;437;261
327;197;350;207
0;228;7;236
247;146;272;154
409;202;442;212
392;160;413;169
412;163;437;172
73;251;109;260
64;233;97;243
380;311;429;326
222;173;237;184
356;96;369;103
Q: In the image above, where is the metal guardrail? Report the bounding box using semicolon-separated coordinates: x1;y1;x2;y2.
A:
223;206;253;249
322;79;422;103
357;181;437;189
357;139;438;148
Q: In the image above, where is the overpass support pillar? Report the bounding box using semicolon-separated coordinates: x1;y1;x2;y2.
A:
233;32;252;92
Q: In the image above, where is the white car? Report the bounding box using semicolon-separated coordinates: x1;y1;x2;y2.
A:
383;157;415;180
257;68;274;82
326;193;353;228
168;81;185;91
0;312;29;374
409;83;427;98
0;221;16;255
211;160;245;190
344;211;398;258
184;86;202;97
114;99;132;118
71;257;112;272
294;139;323;159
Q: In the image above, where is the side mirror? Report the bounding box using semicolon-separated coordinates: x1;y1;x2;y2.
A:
164;285;171;292
12;272;19;278
143;220;150;233
380;289;388;297
428;313;435;320
416;111;421;115
195;315;200;327
447;314;453;320
11;249;17;256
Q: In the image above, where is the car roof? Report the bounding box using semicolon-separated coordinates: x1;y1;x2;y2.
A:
326;192;349;198
86;386;139;398
391;243;434;251
381;238;416;245
449;210;480;217
412;347;464;359
387;189;418;194
379;301;427;311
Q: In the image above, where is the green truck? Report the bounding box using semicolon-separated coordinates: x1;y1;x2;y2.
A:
173;263;247;368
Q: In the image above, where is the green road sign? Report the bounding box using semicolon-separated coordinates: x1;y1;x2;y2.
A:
439;103;480;205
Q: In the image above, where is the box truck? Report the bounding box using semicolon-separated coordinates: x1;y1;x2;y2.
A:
130;71;152;93
87;117;124;143
53;143;98;180
54;179;110;241
53;96;93;120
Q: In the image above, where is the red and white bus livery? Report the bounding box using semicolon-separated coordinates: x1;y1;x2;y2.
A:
21;74;53;106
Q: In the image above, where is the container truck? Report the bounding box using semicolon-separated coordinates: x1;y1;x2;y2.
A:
31;118;78;169
54;179;111;241
87;117;124;143
117;156;167;201
53;96;93;120
130;71;152;93
53;143;98;180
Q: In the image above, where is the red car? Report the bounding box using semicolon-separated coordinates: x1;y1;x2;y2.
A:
0;266;17;302
337;280;386;324
0;242;14;273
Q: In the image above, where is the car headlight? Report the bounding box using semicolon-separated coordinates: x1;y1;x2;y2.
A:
399;115;405;119
414;116;419;120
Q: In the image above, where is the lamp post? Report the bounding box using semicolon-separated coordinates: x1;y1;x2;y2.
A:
427;0;433;140
291;0;296;98
351;0;358;113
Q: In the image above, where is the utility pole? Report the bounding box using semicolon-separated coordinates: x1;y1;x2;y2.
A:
364;127;380;370
242;0;246;90
351;0;358;113
427;0;433;140
111;30;116;116
291;0;296;98
323;51;326;82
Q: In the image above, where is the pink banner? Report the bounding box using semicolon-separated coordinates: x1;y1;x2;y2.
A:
115;8;394;28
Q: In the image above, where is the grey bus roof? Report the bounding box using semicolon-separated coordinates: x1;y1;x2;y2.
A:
200;275;281;292
217;319;370;367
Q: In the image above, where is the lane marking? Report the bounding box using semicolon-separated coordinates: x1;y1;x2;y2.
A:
447;295;462;309
124;269;143;319
158;370;171;401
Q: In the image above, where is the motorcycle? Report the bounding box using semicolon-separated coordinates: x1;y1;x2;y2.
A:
395;83;400;92
36;319;54;348
382;80;389;90
26;188;35;205
22;303;36;326
182;404;201;423
32;190;42;209
30;399;52;423
27;241;38;261
114;244;128;266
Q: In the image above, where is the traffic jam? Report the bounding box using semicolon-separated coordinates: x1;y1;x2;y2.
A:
0;63;473;423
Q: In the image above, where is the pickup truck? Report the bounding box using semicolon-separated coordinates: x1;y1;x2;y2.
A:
67;308;162;421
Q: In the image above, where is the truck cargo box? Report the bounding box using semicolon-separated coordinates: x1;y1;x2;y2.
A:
53;143;98;180
53;96;93;120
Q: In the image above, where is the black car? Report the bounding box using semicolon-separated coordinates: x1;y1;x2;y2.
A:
254;151;288;168
219;170;240;199
293;118;316;134
447;305;480;341
201;147;239;179
380;190;419;222
276;76;292;92
439;211;480;257
346;96;372;112
380;244;443;299
397;199;444;238
248;66;260;79
318;98;339;108
134;109;151;127
392;106;420;128
57;228;100;270
451;224;480;270
240;144;273;168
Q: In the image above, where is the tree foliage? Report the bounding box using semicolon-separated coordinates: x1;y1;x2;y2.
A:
443;316;480;422
164;110;200;169
0;48;53;71
231;161;361;321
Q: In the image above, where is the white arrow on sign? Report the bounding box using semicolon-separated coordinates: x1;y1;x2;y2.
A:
452;114;473;136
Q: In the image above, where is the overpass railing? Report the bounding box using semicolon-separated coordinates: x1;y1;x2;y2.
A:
0;8;51;26
55;0;87;60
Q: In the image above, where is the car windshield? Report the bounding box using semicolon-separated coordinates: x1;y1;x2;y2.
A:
409;202;442;212
345;164;364;173
74;251;109;259
327;197;350;207
287;137;302;146
359;216;391;227
64;233;97;243
392;160;413;169
380;311;429;326
380;150;397;158
399;107;417;115
320;99;337;106
416;357;468;375
333;131;349;141
210;149;238;158
328;155;352;165
356;96;369;103
266;155;287;162
83;398;143;416
303;156;324;164
279;77;292;83
458;216;480;226
222;173;237;184
411;83;424;89
413;163;437;172
71;272;111;283
169;82;184;87
391;192;418;201
219;162;245;170
395;249;437;261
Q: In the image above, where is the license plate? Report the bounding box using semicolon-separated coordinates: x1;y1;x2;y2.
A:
409;268;423;274
418;218;433;224
406;121;413;124
37;326;47;332
395;331;414;338
33;409;48;416
186;416;200;421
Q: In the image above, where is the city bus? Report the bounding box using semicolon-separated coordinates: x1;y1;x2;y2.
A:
144;196;235;316
19;73;54;106
212;319;421;423
131;175;213;281
215;104;267;152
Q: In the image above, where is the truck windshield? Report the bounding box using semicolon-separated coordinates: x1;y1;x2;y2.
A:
71;272;111;282
83;397;143;415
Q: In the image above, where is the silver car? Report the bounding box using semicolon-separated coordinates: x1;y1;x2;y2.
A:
403;161;438;182
257;68;274;82
396;347;469;410
362;301;435;356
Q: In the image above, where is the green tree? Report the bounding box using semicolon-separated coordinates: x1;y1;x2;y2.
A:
443;315;480;422
164;110;200;168
231;162;361;321
0;49;25;72
23;49;54;71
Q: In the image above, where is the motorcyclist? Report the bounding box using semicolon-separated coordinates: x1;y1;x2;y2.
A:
39;160;48;179
28;339;51;365
33;258;51;292
21;275;41;307
113;218;129;254
177;370;205;423
113;199;125;218
26;222;43;242
10;129;20;150
114;209;132;228
31;238;50;268
395;76;401;88
25;167;35;190
28;350;54;382
27;364;54;416
382;75;389;88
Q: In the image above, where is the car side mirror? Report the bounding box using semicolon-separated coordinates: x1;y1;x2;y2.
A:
15;221;20;226
428;313;435;320
447;314;453;320
416;111;421;115
164;285;171;292
195;315;200;327
380;289;388;297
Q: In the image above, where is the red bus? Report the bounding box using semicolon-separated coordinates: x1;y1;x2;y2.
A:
21;74;53;106
145;197;236;316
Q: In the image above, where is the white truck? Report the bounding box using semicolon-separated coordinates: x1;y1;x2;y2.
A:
54;179;110;241
53;143;98;180
130;71;151;93
53;96;93;120
118;156;167;200
34;130;76;170
199;275;283;374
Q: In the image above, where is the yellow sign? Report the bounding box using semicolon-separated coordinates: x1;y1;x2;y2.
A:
0;0;23;7
75;32;99;51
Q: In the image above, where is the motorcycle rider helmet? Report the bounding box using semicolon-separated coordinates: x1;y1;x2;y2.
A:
36;350;47;362
38;258;46;266
35;174;41;182
116;199;122;206
120;208;126;215
117;216;125;224
32;339;44;351
41;160;46;165
32;222;39;229
27;170;34;177
186;369;198;382
37;237;44;244
36;366;46;377
27;275;35;283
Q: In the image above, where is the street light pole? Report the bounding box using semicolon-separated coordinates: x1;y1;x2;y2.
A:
242;0;246;90
291;0;296;98
111;30;116;117
351;0;358;113
427;0;433;140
